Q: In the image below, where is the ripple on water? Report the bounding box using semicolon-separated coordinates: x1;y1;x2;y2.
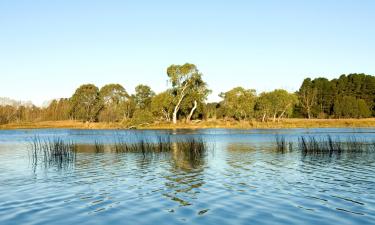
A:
1;129;375;225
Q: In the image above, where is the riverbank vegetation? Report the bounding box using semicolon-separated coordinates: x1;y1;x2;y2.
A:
2;63;375;129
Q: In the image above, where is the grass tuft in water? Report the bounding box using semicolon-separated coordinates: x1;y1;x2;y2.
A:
275;135;288;153
29;136;77;168
94;140;105;153
113;134;207;158
298;135;373;155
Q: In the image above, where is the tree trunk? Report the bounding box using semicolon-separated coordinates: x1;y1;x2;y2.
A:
172;107;178;124
186;100;197;123
307;108;311;119
262;113;266;122
172;93;186;124
278;110;286;122
273;113;277;122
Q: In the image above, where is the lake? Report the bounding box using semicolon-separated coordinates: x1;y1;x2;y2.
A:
0;128;375;225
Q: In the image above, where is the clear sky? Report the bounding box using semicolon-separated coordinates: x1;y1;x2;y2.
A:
0;0;374;105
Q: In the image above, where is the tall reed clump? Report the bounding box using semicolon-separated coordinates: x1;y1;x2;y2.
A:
113;134;207;158
175;136;206;160
274;135;293;153
29;136;77;168
298;135;374;156
94;140;105;153
113;135;171;154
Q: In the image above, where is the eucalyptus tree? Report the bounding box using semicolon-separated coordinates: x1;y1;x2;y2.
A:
298;78;317;119
219;87;256;120
257;89;297;122
70;84;101;122
167;63;209;124
151;91;174;121
99;84;129;122
134;84;155;110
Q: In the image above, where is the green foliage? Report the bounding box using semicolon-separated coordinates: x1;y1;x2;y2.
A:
98;84;129;122
298;73;375;118
257;89;297;121
151;91;174;121
298;78;317;119
134;84;155;110
333;96;371;118
1;73;375;126
70;84;101;122
219;87;256;120
129;109;154;126
167;63;209;123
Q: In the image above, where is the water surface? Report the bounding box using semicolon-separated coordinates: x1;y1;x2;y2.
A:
0;128;375;225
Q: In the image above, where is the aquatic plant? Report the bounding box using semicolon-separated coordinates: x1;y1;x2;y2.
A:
30;136;77;168
275;135;288;153
298;135;373;155
94;140;105;153
113;134;208;159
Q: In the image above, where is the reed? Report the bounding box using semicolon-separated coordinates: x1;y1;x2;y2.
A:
94;140;105;153
275;135;288;153
29;136;77;168
113;134;207;159
298;135;373;155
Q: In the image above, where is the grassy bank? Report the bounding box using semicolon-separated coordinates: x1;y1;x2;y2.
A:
1;118;375;130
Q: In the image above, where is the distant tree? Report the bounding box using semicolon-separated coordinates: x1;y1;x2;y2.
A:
257;89;297;122
219;87;256;120
298;78;317;119
167;63;208;124
179;83;211;122
203;102;219;120
70;84;101;122
334;96;371;118
311;78;335;117
134;84;155;110
98;84;129;122
151;91;174;121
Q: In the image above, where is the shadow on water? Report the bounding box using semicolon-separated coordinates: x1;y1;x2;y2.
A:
163;143;207;208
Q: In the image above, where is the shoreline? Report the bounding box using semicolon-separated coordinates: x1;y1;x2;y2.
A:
1;119;375;130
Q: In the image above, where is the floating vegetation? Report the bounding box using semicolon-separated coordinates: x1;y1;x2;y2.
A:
29;136;77;169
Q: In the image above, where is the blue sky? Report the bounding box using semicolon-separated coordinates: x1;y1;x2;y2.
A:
0;0;374;105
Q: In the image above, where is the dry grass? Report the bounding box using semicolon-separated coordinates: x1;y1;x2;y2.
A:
1;118;375;130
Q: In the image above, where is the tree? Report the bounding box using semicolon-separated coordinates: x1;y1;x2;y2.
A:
98;84;129;122
219;87;256;120
167;63;208;124
151;91;174;121
334;96;371;118
298;78;317;119
311;78;335;117
134;84;155;110
256;89;297;122
70;84;101;122
44;98;71;121
179;81;211;122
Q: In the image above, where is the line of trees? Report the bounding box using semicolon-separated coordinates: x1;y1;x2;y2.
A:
1;64;374;126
